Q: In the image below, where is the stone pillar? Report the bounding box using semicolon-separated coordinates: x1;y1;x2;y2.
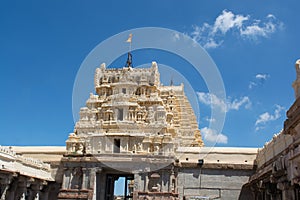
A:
170;171;175;193
39;182;50;200
143;173;149;192
282;188;291;200
0;184;9;200
27;181;41;200
89;167;101;200
89;168;99;189
250;186;257;200
1;173;17;200
15;178;27;200
258;190;264;200
5;179;18;200
82;167;90;189
61;167;72;189
0;174;13;200
277;182;294;200
133;173;140;200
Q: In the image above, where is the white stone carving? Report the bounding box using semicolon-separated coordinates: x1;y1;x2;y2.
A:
66;62;204;155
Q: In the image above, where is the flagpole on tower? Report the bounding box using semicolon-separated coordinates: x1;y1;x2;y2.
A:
125;33;133;68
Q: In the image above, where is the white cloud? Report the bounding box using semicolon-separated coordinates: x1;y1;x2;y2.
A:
203;38;223;49
197;92;251;113
172;32;180;41
240;21;276;39
204;117;216;123
212;10;249;34
201;127;228;144
190;10;282;49
267;14;275;19
248;81;257;89
249;73;270;89
230;96;252;110
255;105;285;131
256;73;268;80
197;92;227;112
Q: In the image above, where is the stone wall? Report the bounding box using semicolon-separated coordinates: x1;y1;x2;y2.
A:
4;146;259;200
178;167;254;200
255;131;293;169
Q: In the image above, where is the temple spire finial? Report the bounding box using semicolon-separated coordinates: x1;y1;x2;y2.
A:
125;52;132;68
125;34;133;68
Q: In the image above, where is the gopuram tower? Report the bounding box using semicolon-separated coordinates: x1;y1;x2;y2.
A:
58;53;204;200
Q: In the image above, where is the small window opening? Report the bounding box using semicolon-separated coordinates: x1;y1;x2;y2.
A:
114;139;120;153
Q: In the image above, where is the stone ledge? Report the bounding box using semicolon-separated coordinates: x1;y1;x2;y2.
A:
179;162;256;170
10;146;66;154
58;189;93;199
136;191;178;197
176;147;259;154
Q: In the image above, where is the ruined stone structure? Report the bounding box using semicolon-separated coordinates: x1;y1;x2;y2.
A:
0;146;57;199
2;57;300;199
246;59;300;200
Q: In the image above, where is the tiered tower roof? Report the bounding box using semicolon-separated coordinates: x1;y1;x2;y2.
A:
66;60;203;156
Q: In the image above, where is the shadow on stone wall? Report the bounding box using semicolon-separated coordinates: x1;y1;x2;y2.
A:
238;184;254;200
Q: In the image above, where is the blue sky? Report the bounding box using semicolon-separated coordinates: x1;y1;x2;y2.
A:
0;0;299;147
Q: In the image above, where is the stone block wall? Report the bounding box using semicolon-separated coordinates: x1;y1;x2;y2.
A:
177;167;254;200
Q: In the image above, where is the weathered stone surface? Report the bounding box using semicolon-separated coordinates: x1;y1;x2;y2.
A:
177;167;254;199
66;61;203;159
0;146;58;199
247;59;300;200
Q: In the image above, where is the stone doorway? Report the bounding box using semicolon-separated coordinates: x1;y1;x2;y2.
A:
105;174;134;200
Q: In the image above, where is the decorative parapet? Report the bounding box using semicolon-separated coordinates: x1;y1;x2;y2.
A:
0;145;53;181
16;154;51;170
255;131;293;169
0;145;16;159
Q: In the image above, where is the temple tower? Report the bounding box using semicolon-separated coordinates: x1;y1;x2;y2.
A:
59;56;203;199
